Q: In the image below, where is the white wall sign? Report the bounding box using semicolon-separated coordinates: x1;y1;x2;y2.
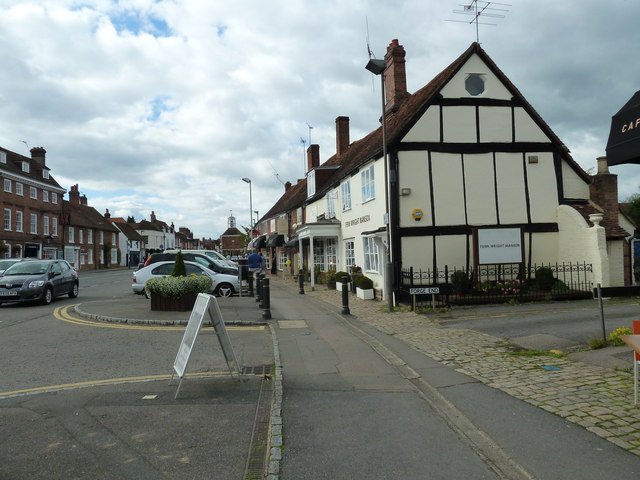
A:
477;228;523;264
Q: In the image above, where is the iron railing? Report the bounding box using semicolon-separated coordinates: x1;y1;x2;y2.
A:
400;262;593;307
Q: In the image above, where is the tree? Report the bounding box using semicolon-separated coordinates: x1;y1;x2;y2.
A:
624;194;640;231
171;250;187;277
238;225;253;250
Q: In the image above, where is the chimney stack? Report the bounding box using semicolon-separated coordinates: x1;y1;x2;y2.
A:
150;211;157;223
307;144;320;172
384;39;409;112
336;116;350;157
285;181;292;191
590;156;618;229
30;147;46;168
69;184;80;206
104;209;111;219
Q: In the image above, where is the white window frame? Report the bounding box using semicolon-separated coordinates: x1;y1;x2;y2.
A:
327;190;336;219
30;213;38;234
307;170;316;197
341;181;351;211
88;229;93;244
43;190;49;202
51;192;58;204
363;236;379;273
69;226;75;243
16;210;23;233
313;239;325;271
22;161;29;173
3;179;11;193
278;250;287;272
30;186;37;199
43;216;50;236
43;169;49;179
99;231;104;245
16;182;23;196
326;238;337;270
79;229;84;244
112;232;116;245
3;208;11;231
361;164;376;203
0;151;6;163
51;216;57;236
344;239;355;269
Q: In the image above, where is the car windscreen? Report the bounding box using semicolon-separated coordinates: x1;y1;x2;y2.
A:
0;260;19;270
4;262;49;275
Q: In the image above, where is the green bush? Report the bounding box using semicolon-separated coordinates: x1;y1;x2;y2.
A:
356;275;374;289
171;250;187;277
325;268;337;282
450;270;471;293
609;327;633;346
145;275;212;298
335;271;350;282
535;267;555;290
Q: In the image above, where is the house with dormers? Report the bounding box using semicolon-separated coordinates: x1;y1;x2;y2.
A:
259;40;632;301
1;146;66;259
134;211;176;258
105;212;145;267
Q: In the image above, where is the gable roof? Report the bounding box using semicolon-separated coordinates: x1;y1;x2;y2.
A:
63;201;119;233
0;146;64;191
311;42;590;202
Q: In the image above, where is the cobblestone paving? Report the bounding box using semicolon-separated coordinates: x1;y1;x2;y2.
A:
278;279;640;456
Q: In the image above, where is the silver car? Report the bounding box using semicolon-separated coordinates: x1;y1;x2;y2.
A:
132;261;239;297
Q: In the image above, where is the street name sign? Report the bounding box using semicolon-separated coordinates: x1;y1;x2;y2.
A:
409;287;440;294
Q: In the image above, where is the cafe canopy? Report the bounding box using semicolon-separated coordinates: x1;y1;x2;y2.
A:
606;90;640;166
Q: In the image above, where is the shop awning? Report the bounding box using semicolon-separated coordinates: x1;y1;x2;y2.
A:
265;234;285;247
252;235;266;249
284;235;299;248
606;90;640;166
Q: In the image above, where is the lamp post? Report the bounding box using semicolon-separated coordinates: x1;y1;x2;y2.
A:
242;178;253;231
254;210;259;229
365;57;394;310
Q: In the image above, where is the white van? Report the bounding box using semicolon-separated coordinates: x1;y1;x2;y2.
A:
164;249;237;267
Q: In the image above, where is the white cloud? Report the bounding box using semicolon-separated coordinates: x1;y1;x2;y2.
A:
1;0;640;237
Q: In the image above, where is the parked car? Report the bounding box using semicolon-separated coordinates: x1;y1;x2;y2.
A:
0;259;79;305
0;258;33;276
132;261;239;297
145;252;238;276
164;249;237;267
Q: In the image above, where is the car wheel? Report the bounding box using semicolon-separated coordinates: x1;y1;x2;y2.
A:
215;283;234;297
41;287;53;305
68;282;79;298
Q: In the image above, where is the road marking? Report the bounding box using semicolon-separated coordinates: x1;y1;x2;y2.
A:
0;372;230;399
53;305;265;332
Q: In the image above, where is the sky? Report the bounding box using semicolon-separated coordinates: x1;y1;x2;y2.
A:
1;0;639;239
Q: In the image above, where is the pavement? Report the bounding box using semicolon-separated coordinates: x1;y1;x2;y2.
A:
3;273;640;479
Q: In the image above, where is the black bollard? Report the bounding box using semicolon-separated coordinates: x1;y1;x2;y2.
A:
248;273;254;297
298;269;305;295
341;275;350;315
256;273;262;303
262;278;272;319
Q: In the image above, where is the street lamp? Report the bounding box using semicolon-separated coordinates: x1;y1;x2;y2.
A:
365;57;394;310
254;210;259;229
242;178;253;231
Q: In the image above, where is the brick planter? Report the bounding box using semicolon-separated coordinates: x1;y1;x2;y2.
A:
150;293;198;311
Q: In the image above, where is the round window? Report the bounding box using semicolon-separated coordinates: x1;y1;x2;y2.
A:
465;74;485;96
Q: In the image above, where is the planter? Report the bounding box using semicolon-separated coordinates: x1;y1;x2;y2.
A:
336;281;351;291
356;287;374;300
150;292;198;311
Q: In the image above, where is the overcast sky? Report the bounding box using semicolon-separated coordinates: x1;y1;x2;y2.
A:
1;0;639;239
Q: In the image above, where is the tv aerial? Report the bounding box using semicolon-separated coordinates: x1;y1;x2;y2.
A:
446;1;511;43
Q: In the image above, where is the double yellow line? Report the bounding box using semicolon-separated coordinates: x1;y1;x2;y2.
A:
53;305;265;332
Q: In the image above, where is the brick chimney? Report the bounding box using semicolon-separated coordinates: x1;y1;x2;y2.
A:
30;147;46;168
590;156;618;229
150;211;157;222
80;195;88;206
285;181;292;191
336;116;350;157
69;184;80;206
307;144;320;172
384;39;409;112
104;209;111;219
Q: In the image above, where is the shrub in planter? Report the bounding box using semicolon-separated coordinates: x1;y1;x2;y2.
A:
145;274;213;311
355;275;374;299
335;271;350;282
535;267;556;291
171;250;187;277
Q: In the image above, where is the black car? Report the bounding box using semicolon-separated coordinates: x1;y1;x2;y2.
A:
0;259;79;305
143;252;238;276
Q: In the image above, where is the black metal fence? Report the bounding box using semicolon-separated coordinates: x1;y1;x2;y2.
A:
400;262;593;307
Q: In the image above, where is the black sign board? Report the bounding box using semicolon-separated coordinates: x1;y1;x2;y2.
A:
606;90;640;166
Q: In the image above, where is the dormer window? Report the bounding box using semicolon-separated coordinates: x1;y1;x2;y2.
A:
307;170;316;197
43;169;49;179
465;73;485;96
22;161;30;173
0;151;6;163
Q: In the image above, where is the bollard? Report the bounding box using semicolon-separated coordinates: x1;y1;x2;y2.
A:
256;273;262;303
341;275;350;315
248;273;254;297
262;278;272;319
298;269;305;295
259;274;266;309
